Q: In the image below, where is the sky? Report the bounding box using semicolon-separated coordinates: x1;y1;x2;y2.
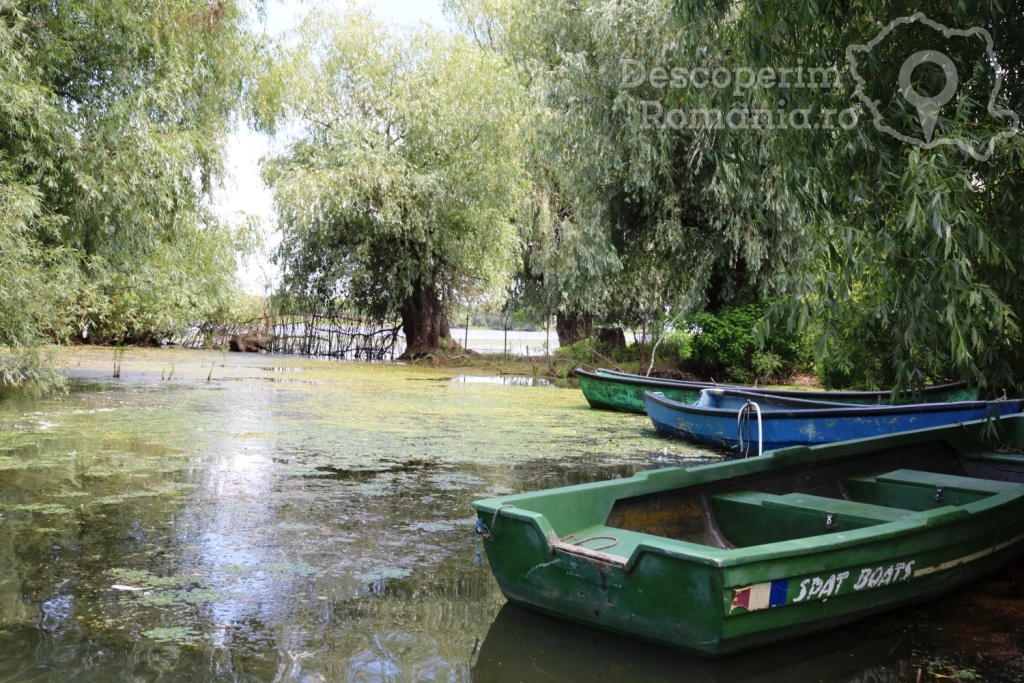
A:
218;0;449;294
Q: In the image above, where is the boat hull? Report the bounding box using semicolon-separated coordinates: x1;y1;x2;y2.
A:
474;416;1024;656
644;390;1022;451
576;369;707;412
576;369;977;414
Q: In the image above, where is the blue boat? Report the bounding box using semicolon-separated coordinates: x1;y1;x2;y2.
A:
644;388;1024;453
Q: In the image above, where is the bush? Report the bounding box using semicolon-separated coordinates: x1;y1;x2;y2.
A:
608;342;640;365
554;337;598;365
683;303;809;383
0;347;66;394
813;317;897;390
658;329;693;365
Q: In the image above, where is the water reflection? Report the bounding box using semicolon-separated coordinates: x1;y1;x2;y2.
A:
473;604;916;683
451;375;555;387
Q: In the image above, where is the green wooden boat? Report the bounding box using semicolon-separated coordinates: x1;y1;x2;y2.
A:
575;368;977;414
473;414;1024;657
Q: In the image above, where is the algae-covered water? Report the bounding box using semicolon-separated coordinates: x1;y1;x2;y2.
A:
0;348;715;681
0;348;1021;682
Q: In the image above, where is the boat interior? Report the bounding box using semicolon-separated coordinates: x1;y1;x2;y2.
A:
592;439;1024;553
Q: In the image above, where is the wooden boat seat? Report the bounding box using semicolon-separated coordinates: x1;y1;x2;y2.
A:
711;491;906;546
846;469;1018;511
874;469;1019;494
759;493;908;523
715;491;905;523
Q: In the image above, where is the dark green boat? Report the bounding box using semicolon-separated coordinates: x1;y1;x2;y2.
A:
575;368;977;414
473;414;1024;657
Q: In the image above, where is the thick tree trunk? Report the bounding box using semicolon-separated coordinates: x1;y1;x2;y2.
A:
399;280;448;359
555;311;594;346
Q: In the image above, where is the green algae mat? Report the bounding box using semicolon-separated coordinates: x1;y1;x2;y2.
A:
0;348;719;681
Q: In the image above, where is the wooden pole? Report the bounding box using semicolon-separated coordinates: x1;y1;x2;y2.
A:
640;318;647;368
546;314;550;356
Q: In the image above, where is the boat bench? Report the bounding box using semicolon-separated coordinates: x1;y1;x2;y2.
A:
845;469;1018;511
711;491;906;547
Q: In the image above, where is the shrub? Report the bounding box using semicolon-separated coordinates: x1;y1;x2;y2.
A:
684;303;809;383
554;337;598;365
658;329;693;364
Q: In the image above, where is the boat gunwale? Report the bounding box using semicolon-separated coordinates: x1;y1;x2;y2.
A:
645;389;1023;420
587;368;972;400
474;415;1024;571
576;368;716;391
476;485;1024;572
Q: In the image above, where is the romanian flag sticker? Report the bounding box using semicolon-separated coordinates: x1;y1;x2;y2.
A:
730;580;788;613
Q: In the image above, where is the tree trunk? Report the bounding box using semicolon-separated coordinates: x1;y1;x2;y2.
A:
399;280;448;359
555;311;594;346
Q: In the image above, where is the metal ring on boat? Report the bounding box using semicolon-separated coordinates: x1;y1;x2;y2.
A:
737;401;763;457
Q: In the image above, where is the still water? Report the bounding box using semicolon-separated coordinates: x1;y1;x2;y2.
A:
0;349;1019;682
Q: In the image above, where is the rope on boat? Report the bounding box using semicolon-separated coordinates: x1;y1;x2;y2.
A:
560;534;621;552
473;505;515;566
955;422;1024;474
737;400;763;458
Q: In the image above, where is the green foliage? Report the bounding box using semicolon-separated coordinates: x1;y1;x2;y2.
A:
79;223;253;344
257;9;530;355
448;0;788;331
437;337;455;355
0;194;80;348
685;304;807;383
19;0;253;259
659;329;694;365
672;2;1024;392
607;342;641;366
0;347;66;394
553;333;648;369
553;338;599;366
0;4;78;386
751;350;784;385
0;0;257;385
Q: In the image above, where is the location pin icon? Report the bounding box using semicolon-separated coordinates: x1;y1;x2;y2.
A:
899;50;959;143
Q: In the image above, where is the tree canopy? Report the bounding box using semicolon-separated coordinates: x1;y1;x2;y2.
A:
0;0;258;386
257;9;530;357
445;0;794;344
5;0;1024;394
662;1;1024;392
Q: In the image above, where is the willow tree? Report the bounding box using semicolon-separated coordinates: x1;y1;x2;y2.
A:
663;2;1024;392
0;5;72;386
0;0;255;376
0;0;255;386
257;10;529;357
447;0;792;345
